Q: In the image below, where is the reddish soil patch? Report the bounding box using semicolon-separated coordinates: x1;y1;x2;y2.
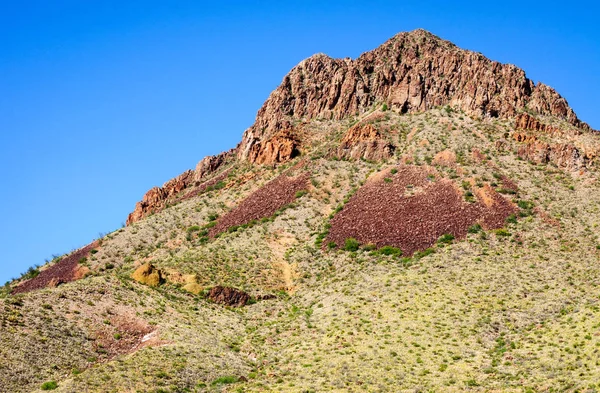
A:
91;314;155;358
325;165;517;256
208;171;310;237
12;241;99;294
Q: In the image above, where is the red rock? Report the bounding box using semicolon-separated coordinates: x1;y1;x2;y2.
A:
208;286;250;307
238;29;592;162
337;123;395;161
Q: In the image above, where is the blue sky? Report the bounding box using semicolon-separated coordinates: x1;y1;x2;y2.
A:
1;1;598;284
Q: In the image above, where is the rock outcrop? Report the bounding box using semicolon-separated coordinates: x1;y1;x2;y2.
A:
131;263;165;287
208;286;250;307
127;170;194;225
337;123;395;161
194;150;233;182
515;113;580;138
245;129;300;165
238;29;592;162
517;142;588;170
512;113;597;170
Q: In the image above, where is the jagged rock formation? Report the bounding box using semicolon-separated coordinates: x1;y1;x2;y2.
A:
238;29;592;163
246;129;300;165
194;150;233;182
208;286;250;307
515;113;580;138
127;170;194;225
512;113;597;170
127;29;597;226
337;123;395;161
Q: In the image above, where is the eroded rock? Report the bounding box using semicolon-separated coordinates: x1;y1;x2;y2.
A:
208;286;250;307
337;123;395;161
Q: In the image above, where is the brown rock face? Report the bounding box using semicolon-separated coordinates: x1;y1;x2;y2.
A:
246;129;300;165
208;286;250;307
337;123;395;161
239;29;591;162
127;170;194;225
194;150;233;182
515;113;580;138
512;113;598;170
517;142;588;170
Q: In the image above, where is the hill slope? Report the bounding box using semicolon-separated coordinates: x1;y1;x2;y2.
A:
2;29;600;393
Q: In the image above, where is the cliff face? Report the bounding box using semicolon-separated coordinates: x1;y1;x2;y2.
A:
127;29;597;226
238;29;592;162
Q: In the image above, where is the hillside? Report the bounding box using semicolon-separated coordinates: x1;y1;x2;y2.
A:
2;29;600;393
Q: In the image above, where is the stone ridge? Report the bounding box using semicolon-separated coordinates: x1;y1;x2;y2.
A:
239;29;592;161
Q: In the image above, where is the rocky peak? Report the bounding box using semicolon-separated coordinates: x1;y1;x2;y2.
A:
239;29;592;163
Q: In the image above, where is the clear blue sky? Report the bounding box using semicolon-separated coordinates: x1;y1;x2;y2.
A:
1;1;598;284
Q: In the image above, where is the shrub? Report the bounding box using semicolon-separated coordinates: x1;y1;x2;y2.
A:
382;103;388;111
468;224;482;233
390;168;398;174
295;190;308;198
506;214;517;224
211;376;238;386
187;225;201;233
207;213;219;221
438;234;455;244
343;238;360;252
377;246;402;257
414;248;435;259
495;229;511;237
41;381;58;390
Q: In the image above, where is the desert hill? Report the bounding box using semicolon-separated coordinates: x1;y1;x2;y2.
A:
2;29;600;392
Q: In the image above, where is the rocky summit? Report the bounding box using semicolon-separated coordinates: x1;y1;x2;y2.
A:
2;30;600;392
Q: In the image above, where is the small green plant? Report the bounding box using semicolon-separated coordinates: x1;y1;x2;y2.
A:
468;223;482;233
506;214;517;224
495;228;511;237
211;376;238;386
438;233;455;244
343;238;360;252
390;168;398;174
383;177;392;183
376;246;402;257
295;190;308;198
41;381;58;390
382;103;388;111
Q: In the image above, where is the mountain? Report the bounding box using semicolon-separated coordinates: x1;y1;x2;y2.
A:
2;29;600;392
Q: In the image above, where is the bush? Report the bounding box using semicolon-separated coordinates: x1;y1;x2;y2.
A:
41;381;58;390
295;190;308;198
382;103;388;111
468;224;482;233
438;234;455;244
343;238;360;252
506;214;517;224
211;376;238;386
377;246;402;257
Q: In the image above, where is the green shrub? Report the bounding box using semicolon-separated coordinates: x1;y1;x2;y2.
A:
207;213;219;221
295;190;308;198
343;238;360;252
390;168;398;175
211;376;238;386
327;241;337;249
438;234;455;244
414;248;435;259
495;229;511;237
377;246;402;257
187;225;201;233
506;214;517;224
41;381;58;390
468;224;482;233
382;103;388;111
